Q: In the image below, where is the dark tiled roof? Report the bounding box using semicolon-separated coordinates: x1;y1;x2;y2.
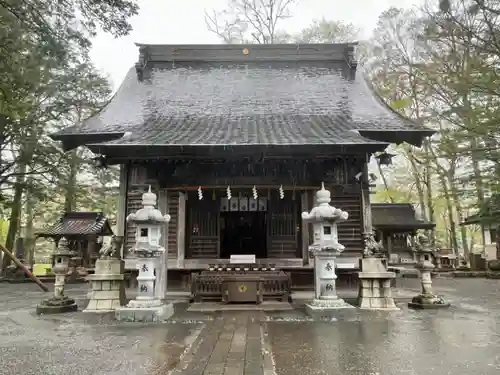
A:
36;212;114;238
52;45;434;148
90;115;388;146
372;203;435;231
462;193;500;225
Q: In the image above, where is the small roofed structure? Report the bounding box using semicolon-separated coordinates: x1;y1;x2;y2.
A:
372;203;435;265
462;193;500;260
36;212;114;269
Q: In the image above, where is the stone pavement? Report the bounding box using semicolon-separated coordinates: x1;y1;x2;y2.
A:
1;278;500;375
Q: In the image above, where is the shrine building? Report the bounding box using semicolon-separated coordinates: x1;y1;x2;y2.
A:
51;43;433;287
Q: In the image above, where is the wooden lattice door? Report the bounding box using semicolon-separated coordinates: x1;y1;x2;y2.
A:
267;192;301;258
186;193;219;258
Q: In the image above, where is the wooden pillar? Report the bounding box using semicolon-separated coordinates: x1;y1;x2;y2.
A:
301;191;310;265
386;233;392;257
155;188;168;299
177;192;186;268
116;163;129;259
360;164;373;235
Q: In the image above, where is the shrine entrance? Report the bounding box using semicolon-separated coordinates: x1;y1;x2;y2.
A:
220;211;267;258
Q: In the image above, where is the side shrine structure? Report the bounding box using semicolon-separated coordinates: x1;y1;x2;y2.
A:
372;203;435;266
51;43;434;288
36;211;114;270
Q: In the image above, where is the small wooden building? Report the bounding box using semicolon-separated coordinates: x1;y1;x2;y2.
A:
372;203;435;265
36;211;114;268
50;44;433;287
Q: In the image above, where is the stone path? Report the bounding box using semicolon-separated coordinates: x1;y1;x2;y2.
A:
170;313;273;375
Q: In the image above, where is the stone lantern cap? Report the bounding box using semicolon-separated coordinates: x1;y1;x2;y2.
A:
127;186;171;224
301;183;349;223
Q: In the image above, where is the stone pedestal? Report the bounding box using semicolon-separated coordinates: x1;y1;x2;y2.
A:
84;258;125;312
357;257;399;310
115;257;174;322
305;249;354;313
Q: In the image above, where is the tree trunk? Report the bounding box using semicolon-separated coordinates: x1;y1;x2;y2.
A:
376;158;394;203
64;108;82;212
449;176;470;264
1;169;25;272
470;137;486;244
64;150;79;212
423;139;435;244
438;173;459;255
25;178;36;266
407;149;428;221
496;225;500;260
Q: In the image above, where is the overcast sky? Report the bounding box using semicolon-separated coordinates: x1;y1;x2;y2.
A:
89;0;425;89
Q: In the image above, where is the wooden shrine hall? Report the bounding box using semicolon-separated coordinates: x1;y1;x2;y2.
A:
50;43;433;294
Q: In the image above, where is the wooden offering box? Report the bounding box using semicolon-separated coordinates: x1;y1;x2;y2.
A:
191;263;291;304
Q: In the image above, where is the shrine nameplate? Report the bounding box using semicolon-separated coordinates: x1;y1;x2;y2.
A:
222;277;262;304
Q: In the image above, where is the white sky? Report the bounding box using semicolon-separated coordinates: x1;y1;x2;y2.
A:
90;0;425;89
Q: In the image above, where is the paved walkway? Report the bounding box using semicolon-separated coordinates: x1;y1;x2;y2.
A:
171;313;272;375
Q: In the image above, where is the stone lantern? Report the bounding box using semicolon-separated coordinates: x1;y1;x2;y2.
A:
36;237;78;314
115;186;174;322
408;233;450;309
302;183;354;312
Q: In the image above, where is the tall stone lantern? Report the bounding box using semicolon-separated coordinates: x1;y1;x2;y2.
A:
408;233;450;309
302;183;354;312
36;237;78;314
115;186;174;322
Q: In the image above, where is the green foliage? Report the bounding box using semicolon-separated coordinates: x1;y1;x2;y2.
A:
0;0;136;269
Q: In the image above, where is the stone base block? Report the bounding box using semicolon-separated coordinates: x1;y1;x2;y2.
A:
408;294;450;309
83;295;123;312
115;303;174;323
358;276;399;310
84;277;126;313
36;297;78;315
358;297;399;310
305;297;355;313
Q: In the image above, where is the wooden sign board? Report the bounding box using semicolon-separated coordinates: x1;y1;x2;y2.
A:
230;254;256;264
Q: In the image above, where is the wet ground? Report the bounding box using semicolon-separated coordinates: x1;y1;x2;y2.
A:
0;278;499;375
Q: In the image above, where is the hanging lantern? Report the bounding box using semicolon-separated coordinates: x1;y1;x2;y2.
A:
375;152;396;166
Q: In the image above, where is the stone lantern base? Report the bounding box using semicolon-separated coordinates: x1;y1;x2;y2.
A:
115;300;174;323
305;296;354;313
83;258;126;313
357;258;399;310
408;294;450;309
36;296;78;315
